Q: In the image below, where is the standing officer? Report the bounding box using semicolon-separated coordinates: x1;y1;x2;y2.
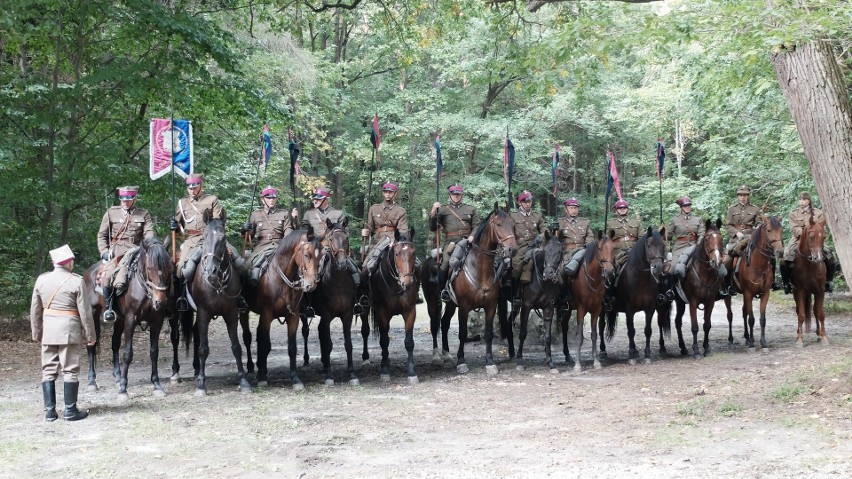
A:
667;196;705;278
360;182;410;304
780;191;837;293
558;197;595;292
97;185;155;322
430;184;478;302
241;186;298;284
509;190;543;307
301;187;363;312
722;185;763;295
30;245;97;422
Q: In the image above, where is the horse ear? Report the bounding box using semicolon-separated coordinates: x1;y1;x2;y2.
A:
544;229;551;241
715;218;722;230
493;202;499;214
658;226;666;238
341;216;349;229
646;226;653;237
326;218;334;230
395;229;401;242
305;225;315;241
596;229;602;240
608;228;616;240
203;208;213;224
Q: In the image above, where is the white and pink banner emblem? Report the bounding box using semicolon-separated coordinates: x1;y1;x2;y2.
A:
150;118;193;180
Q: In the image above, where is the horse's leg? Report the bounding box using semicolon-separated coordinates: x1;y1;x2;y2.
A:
256;312;273;386
377;310;392;382
111;320;123;383
225;312;251;393
149;316;166;397
360;308;371;363
86;319;101;392
456;308;469;374
702;303;714;357
674;301;688;356
598;311;608;359
192;316;200;377
239;311;254;375
814;292;828;345
725;296;734;345
758;292;770;350
403;306;418;384
341;312;359;386
626;311;638;364
688;301;701;358
657;303;669;355
117;315;135;400
318;315;334;386
285;313;305;391
430;297;441;364
642;308;653;364
573;307;585;372
504;300;517;359
516;305;530;370
169;313;182;383
590;308;602;370
561;309;573;365
440;304;455;361
744;292;756;349
194;313;210;395
543;306;555;371
301;313;310;366
484;302;499;375
794;291;806;347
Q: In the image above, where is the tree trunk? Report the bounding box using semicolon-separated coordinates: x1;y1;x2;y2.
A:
772;41;852;281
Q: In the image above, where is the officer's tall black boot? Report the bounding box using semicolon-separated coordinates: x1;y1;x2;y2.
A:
511;277;522;310
824;258;836;293
357;279;370;306
62;381;88;421
439;269;451;302
780;262;792;295
102;287;116;323
42;380;57;422
176;282;189;312
770;257;782;291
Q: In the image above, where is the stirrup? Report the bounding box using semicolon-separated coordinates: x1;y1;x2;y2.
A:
353;303;364;315
825;282;834;293
176;297;189;312
102;309;116;323
440;290;452;303
783;283;792;295
238;297;249;314
511;297;523;309
358;295;369;306
303;306;315;318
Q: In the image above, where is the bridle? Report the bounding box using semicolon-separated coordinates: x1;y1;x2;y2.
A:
272;238;317;291
471;214;516;257
380;239;416;292
201;234;241;298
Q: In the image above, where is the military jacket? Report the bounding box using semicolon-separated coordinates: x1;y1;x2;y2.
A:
667;213;705;246
175;192;224;239
250;207;295;250
431;203;479;243
558;216;594;250
789;205;824;239
301;206;346;239
366;201;409;244
510;209;543;247
30;267;96;345
607;216;642;251
97;206;155;258
724;201;762;239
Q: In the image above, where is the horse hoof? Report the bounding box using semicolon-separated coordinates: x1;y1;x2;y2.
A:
599;352;608;359
761;347;771;353
643;358;652;365
117;392;129;402
362;358;372;366
380;374;391;383
349;379;360;386
239;386;252;394
747;347;756;353
325;379;335;387
549;367;559;374
573;365;582;373
456;364;469;374
170;375;181;384
442;351;455;362
257;380;269;388
431;351;443;365
516;364;525;371
87;383;98;393
194;388;207;397
407;376;419;385
485;364;498;375
593;361;602;370
153;389;166;398
292;383;305;392
629;358;637;366
692;354;701;360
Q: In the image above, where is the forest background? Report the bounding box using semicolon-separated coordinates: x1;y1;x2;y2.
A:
2;0;851;319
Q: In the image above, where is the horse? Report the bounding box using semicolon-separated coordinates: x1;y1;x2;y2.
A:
82;238;173;398
502;231;563;371
601;227;669;365
791;216;828;346
311;217;360;386
359;229;420;383
672;219;725;358
248;227;320;390
560;232;616;371
723;216;784;351
181;216;251;395
442;204;517;375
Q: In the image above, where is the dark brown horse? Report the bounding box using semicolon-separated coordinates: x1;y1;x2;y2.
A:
359;229;420;383
560;232;616;371
602;227;669;365
182;217;251;395
82;238;173;398
247;227;320;390
443;205;517;375
723;216;784;351
791;216;828;346
503;231;563;371
672;219;725;358
420;256;458;366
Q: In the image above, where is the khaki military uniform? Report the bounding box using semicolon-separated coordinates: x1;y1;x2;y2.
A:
30;267;97;382
724;201;762;253
246;206;295;267
431;202;478;271
510;209;543;281
174;192;224;275
558;215;594;263
668;212;705;262
784;205;825;262
96;206;155;287
363;201;409;274
301;206;346;239
607;215;642;255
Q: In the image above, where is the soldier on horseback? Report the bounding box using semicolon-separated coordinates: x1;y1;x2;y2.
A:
97;186;154;323
668;196;705;279
430;183;479;303
722;185;763;296
241;186;298;285
360;182;410;305
604;199;641;310
558;197;595;301
780;191;837;294
509;190;543;308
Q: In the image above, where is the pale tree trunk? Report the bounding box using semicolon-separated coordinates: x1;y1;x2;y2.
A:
772;40;852;281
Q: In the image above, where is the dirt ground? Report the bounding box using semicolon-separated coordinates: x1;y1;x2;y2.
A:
1;293;850;478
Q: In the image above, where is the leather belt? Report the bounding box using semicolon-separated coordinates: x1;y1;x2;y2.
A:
45;308;79;316
563;242;582;250
185;229;203;235
375;226;396;233
676;234;697;242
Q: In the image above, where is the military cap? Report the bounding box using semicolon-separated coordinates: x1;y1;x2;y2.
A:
261;186;278;198
186;174;203;187
517;190;533;202
49;244;75;266
676;196;692;207
799;191;811;201
736;185;751;195
312;187;331;199
117;186;139;200
614;199;630;209
563;197;580;207
448;184;464;194
382;182;398;192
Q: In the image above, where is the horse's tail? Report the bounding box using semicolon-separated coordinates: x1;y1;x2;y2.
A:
604;309;618;341
180;310;194;354
658;302;671;338
369;309;379;342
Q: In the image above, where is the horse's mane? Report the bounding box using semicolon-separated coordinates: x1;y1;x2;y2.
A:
276;227;321;255
690;224;721;261
141;237;172;272
472;209;507;243
628;229;663;264
583;239;599;264
750;216;782;243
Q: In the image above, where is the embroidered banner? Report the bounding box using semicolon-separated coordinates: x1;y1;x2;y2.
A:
150;118;193;180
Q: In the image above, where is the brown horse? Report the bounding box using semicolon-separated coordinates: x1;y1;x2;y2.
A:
82;238;173;398
247;227;320;390
359;229;420;383
443;205;517;375
723;216;784;351
560;232;616;371
791;216;828;346
672;219;725;358
602;227;669;365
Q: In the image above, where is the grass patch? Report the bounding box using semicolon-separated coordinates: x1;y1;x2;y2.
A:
772;379;806;403
676;398;707;417
719;400;743;416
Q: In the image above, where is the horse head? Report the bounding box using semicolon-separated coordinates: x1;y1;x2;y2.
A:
801;215;826;263
598;229;617;284
759;215;785;259
140;238;173;311
392;229;417;291
642;226;666;281
297;226;320;292
487;202;517;260
702;219;724;270
324;217;350;269
202;218;229;284
540;230;563;283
